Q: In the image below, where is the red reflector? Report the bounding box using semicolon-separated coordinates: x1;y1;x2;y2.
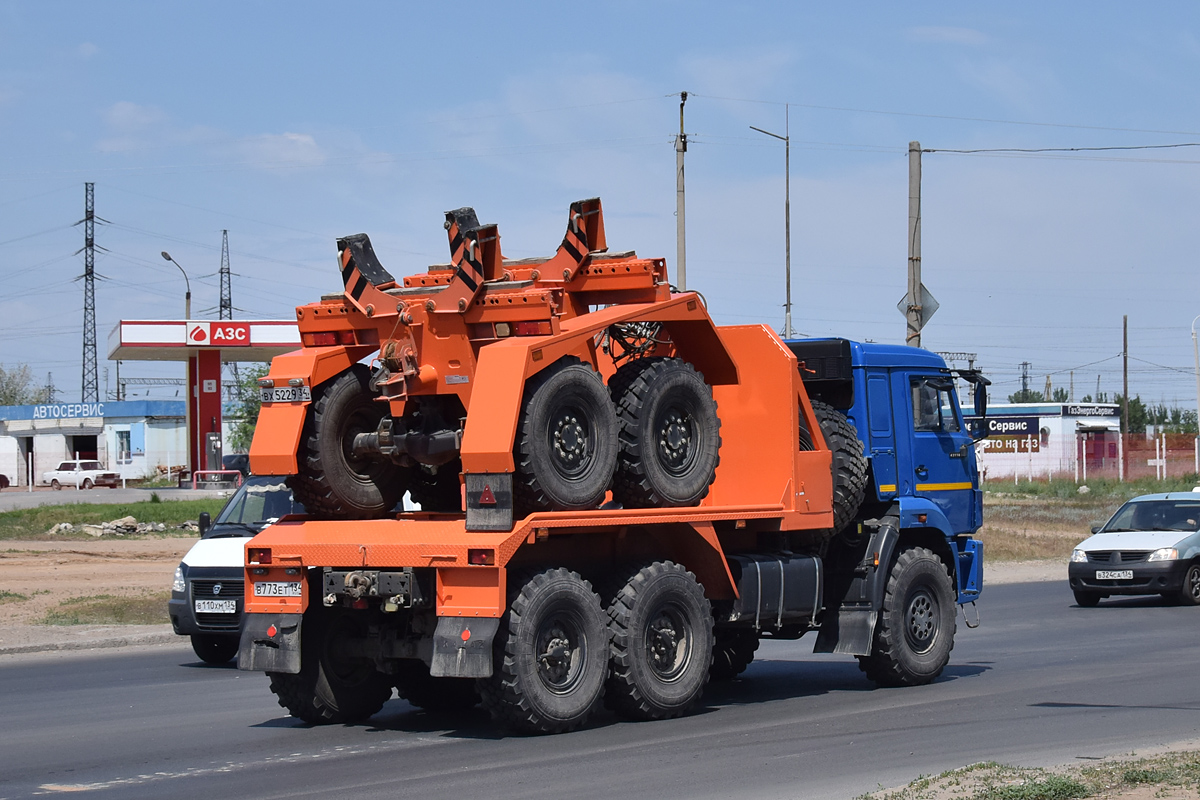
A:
352;598;368;610
460;628;471;642
337;330;356;345
468;548;495;566
513;320;551;336
479;484;496;505
248;548;271;565
308;331;337;346
267;624;278;638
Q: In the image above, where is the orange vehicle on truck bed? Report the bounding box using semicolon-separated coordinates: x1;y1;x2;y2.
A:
239;199;987;733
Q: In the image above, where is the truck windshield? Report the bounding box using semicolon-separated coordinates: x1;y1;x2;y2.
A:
208;476;304;537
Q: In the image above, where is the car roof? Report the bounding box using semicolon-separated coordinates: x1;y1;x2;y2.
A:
1124;491;1200;502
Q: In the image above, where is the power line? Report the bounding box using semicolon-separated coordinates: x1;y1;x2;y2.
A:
925;143;1200;154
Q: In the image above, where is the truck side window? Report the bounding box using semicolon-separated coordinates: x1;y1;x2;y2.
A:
911;380;960;433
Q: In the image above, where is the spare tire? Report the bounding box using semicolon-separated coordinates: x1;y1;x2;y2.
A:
809;399;867;534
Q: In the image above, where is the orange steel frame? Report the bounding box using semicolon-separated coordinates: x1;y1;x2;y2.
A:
246;199;836;619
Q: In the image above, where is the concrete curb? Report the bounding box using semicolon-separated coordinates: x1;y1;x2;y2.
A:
0;626;182;656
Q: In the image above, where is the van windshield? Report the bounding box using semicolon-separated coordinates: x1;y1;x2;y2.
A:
206;476;304;537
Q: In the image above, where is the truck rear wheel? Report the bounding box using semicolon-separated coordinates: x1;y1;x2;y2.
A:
605;561;713;720
710;629;759;681
857;546;956;687
809;399;867;534
191;634;238;664
393;660;479;712
288;365;406;519
479;568;608;734
268;609;393;724
515;358;618;512
610;358;721;508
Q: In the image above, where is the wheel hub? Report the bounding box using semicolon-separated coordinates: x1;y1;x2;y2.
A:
657;408;694;473
551;409;590;475
904;588;938;654
536;618;584;694
646;606;690;681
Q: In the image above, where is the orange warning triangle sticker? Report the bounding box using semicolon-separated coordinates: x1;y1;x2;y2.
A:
479;484;497;505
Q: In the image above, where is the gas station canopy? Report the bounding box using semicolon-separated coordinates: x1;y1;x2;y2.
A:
108;319;300;362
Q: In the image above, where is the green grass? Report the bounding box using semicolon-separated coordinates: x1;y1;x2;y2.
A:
989;474;1199;501
0;590;29;604
860;749;1200;799
0;499;223;540
39;592;170;625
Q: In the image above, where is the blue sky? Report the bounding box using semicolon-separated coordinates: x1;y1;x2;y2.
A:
2;2;1199;409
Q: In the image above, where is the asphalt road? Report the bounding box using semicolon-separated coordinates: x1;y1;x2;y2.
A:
2;580;1199;800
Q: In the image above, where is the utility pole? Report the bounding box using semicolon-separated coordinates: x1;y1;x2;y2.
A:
675;91;688;291
749;105;793;337
219;230;243;397
1020;361;1030;397
905;141;922;347
1044;375;1052;401
1122;314;1129;436
219;230;233;320
79;182;99;403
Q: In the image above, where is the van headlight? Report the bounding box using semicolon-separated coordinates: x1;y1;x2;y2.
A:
172;565;185;593
1147;548;1179;562
1070;549;1088;563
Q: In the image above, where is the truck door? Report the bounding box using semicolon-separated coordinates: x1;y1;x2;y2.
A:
908;377;976;533
865;372;897;497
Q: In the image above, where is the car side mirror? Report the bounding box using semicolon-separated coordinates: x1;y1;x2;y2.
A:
199;512;210;536
1090;525;1101;534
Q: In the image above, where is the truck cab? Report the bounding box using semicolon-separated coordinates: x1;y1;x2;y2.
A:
786;338;986;605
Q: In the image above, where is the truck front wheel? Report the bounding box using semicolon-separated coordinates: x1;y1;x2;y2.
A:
605;561;713;720
190;634;238;664
857;546;956;687
267;609;393;724
288;365;406;519
479;568;608;734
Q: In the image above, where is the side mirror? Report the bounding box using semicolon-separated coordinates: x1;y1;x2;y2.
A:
1090;525;1102;534
973;382;987;418
198;511;211;536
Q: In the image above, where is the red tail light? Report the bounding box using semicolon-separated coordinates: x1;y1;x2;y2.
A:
468;548;495;566
248;548;272;565
514;321;551;336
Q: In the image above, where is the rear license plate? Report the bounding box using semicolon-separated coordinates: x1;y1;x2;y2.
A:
194;599;236;613
260;386;311;404
254;581;302;597
1096;570;1133;580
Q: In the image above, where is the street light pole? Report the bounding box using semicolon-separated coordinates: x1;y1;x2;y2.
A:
160;251;192;320
751;105;793;338
1192;314;1200;445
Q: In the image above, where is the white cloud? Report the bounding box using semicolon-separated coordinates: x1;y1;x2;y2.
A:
907;26;988;46
232;132;326;169
680;49;798;101
103;100;166;132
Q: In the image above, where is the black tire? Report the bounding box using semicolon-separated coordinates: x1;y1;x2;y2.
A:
857;546;956;687
287;365;407;519
81;478;94;490
268;609;393;724
606;561;713;720
610;358;721;508
393;660;479;712
407;459;463;513
809;399;867;534
710;629;759;681
514;358;618;512
51;480;61;491
190;633;238;664
478;568;608;734
1074;590;1102;608
1177;563;1200;606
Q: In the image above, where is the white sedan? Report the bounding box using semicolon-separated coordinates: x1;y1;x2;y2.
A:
41;460;120;490
1068;490;1200;607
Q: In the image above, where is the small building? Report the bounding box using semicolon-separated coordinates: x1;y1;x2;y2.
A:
0;400;238;487
976;402;1121;481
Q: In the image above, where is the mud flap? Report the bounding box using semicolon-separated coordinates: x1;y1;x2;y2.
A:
430;616;499;678
814;517;899;656
237;613;302;674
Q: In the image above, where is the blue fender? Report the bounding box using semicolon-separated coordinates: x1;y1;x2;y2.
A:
896;496;983;604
